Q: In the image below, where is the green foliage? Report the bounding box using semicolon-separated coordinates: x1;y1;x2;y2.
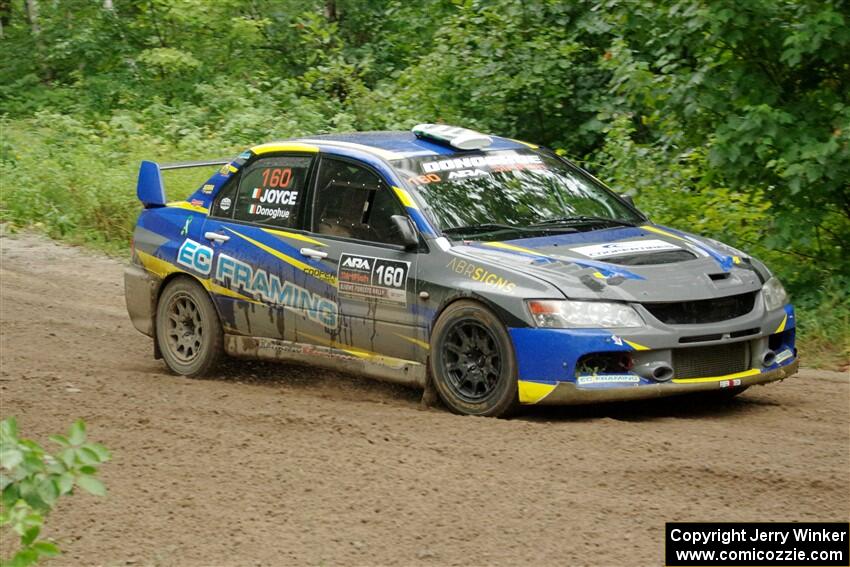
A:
0;0;846;366
0;418;110;567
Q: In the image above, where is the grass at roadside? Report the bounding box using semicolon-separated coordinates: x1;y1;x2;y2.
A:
1;116;846;370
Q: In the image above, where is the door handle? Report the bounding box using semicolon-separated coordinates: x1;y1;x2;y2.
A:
300;247;328;260
204;231;230;243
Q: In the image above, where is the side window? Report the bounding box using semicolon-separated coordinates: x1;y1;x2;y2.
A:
232;156;312;228
312;158;406;245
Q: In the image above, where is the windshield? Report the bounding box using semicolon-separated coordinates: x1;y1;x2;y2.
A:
391;149;643;240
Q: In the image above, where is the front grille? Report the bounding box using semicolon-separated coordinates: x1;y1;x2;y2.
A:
673;342;750;379
643;291;757;324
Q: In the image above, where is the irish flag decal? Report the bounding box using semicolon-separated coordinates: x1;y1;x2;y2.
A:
252;188;262;199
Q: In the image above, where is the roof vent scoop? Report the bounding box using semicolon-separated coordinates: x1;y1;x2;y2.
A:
412;123;492;150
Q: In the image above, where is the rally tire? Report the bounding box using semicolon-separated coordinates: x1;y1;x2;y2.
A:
155;277;223;377
430;300;519;417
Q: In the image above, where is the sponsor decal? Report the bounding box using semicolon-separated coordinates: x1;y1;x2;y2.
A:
611;335;624;346
201;184;215;194
220;197;232;211
248;203;291;220
570;239;681;259
407;173;442;186
577;374;641;385
190;198;204;207
447;257;516;293
719;378;743;389
421;152;542;173
238;150;252;159
215;253;338;329
338;253;410;305
775;349;793;364
447;168;490;180
219;163;232;176
177;239;213;275
180;217;192;236
250;187;298;205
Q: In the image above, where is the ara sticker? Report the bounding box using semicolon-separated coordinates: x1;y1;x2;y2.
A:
338;253;410;305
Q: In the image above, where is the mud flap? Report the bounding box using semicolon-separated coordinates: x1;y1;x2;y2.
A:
420;357;439;408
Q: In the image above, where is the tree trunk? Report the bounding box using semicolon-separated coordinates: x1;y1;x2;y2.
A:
324;0;337;22
25;0;40;36
0;0;9;40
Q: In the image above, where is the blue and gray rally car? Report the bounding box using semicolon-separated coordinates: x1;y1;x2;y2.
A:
124;124;799;416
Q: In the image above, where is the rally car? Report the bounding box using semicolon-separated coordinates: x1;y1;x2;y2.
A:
124;124;799;416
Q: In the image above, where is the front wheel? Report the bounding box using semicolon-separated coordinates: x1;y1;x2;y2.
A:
430;300;519;417
155;278;223;377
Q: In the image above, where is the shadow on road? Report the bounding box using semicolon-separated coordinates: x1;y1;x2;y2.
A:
153;357;785;422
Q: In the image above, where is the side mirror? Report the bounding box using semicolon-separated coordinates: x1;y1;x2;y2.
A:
620;194;635;208
391;215;419;250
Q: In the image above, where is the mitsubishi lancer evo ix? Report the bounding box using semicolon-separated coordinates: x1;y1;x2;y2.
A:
124;124;799;417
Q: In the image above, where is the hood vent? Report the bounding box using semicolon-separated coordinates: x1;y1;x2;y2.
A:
605;249;697;266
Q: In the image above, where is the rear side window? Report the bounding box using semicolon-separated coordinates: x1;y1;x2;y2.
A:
232;156;312;228
312;158;405;245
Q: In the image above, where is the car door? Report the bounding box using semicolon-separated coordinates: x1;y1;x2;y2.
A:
202;153;339;341
295;155;423;361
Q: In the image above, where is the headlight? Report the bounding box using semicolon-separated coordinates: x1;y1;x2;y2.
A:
762;277;788;311
527;299;643;328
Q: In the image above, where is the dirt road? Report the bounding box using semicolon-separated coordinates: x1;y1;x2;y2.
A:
1;231;848;567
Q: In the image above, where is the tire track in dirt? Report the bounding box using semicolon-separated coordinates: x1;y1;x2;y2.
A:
1;231;848;566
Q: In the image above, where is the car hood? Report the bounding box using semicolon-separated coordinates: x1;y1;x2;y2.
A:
450;224;767;302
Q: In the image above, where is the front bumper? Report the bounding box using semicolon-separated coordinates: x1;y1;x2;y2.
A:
509;304;798;405
521;359;799;405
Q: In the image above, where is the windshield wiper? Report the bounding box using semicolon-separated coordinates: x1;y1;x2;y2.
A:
443;223;578;236
442;223;526;235
531;215;637;228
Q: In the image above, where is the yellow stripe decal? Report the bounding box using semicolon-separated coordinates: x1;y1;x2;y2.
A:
206;281;262;304
136;250;258;303
298;332;415;366
482;241;546;256
262;228;325;247
394;333;430;350
297;139;402;160
250;142;319;155
166;202;209;214
392;186;417;209
672;368;761;384
624;339;649;351
518;380;557;404
775;314;787;333
223;227;338;286
507;138;539;149
137;250;179;279
641;224;686;241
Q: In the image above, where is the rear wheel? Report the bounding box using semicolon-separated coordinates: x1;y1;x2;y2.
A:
155;278;223;377
430;300;518;417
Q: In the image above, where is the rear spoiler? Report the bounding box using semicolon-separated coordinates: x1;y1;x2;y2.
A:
136;158;231;208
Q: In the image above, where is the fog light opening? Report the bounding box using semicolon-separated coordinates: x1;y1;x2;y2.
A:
761;350;777;367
